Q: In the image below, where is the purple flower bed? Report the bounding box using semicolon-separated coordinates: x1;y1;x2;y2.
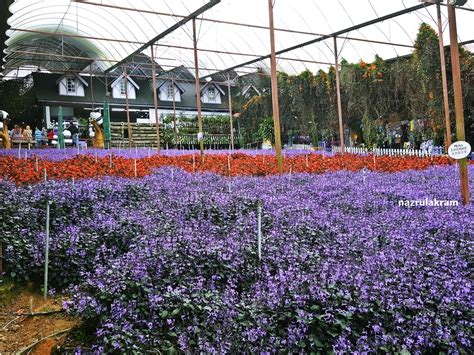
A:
0;166;472;352
0;147;325;161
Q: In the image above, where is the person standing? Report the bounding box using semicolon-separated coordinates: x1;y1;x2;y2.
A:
34;127;42;148
41;127;48;146
47;129;54;145
68;122;79;147
11;125;23;143
23;125;33;142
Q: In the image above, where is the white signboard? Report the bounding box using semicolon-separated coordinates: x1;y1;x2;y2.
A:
448;141;471;160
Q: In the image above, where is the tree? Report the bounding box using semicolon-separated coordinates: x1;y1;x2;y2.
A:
411;23;444;143
0;76;40;127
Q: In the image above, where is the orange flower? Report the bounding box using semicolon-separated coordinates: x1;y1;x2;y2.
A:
0;153;463;186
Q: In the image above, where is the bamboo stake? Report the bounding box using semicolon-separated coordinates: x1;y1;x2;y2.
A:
43;201;51;300
257;201;262;261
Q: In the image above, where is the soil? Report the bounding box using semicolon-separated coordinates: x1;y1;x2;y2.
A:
0;282;79;354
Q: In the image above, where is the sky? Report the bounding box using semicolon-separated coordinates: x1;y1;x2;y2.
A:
3;0;474;78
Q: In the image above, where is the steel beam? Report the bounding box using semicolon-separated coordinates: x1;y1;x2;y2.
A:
210;2;434;78
268;0;283;173
447;4;470;205
123;65;132;147
193;18;205;162
105;0;221;73
334;37;345;152
150;44;160;151
436;2;452;148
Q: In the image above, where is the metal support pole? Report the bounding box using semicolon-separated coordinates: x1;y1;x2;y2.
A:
192;18;205;162
227;75;235;150
123;65;132;148
90;67;95;110
448;4;470;205
172;79;177;133
333;36;345;151
58;106;65;149
150;44;161;151
437;2;452;148
43;201;51;300
268;0;283;173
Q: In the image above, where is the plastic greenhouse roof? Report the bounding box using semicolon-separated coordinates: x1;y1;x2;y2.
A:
2;0;474;79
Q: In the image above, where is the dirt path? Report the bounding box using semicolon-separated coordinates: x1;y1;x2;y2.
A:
0;283;79;354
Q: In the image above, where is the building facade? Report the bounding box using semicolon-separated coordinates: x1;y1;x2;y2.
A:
32;67;230;128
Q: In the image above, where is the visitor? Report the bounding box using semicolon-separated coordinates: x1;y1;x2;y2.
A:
41;127;48;146
23;125;33;142
68;121;79;147
47;129;54;145
11;125;23;143
34;127;42;148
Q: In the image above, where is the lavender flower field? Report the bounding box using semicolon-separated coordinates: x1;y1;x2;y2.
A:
1;166;473;353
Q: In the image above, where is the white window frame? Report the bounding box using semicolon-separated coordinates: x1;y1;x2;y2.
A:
167;83;175;100
119;80;127;96
207;87;216;102
66;78;76;94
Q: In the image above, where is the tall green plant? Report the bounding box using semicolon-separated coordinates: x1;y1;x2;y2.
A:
257;117;275;142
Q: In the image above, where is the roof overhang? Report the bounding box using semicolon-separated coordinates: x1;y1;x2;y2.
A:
200;81;225;96
55;73;89;87
111;74;140;90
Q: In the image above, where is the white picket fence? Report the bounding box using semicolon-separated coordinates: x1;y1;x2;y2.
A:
332;146;444;157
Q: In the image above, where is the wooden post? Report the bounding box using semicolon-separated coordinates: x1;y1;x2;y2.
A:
333;36;345;151
123;65;132;148
227;75;235;150
267;0;283;173
192;18;205;162
448;4;470;205
150;44;161;151
437;2;452;148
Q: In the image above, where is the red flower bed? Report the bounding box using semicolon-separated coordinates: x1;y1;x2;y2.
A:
0;153;457;185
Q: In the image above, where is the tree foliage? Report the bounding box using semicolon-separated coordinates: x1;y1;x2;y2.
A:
235;23;474;147
0;76;40;127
